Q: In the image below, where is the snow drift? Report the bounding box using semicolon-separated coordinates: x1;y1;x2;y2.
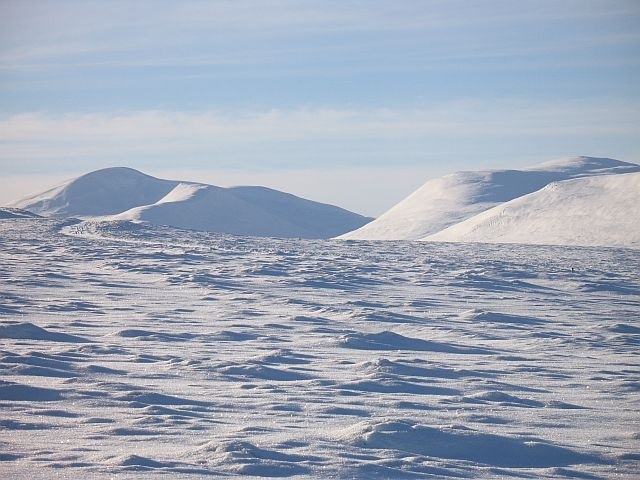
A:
10;167;371;239
424;172;640;249
338;157;639;241
0;207;40;219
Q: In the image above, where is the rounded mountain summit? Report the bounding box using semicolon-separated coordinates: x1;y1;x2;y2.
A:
10;167;372;239
338;156;639;245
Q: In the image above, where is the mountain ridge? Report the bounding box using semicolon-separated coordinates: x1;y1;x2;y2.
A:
423;172;640;249
10;167;372;239
337;157;639;241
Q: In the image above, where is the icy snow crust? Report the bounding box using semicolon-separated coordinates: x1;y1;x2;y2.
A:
339;156;640;241
1;218;639;478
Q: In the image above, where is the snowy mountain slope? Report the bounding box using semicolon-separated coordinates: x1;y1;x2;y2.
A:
424;172;640;248
0;207;40;219
111;182;371;239
10;167;179;217
229;185;372;238
338;157;639;240
9;167;371;238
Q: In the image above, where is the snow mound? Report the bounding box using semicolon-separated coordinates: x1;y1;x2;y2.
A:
10;167;178;217
334;419;602;468
195;440;311;476
338;157;639;240
114;454;173;470
0;381;63;401
338;330;490;354
0;322;90;343
11;167;371;238
424;172;640;248
0;207;41;219
112;182;370;239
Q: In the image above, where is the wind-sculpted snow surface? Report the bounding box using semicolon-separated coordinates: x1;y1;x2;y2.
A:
0;208;40;219
1;218;639;479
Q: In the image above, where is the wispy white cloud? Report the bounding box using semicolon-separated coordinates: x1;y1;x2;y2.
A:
1;99;638;171
1;99;637;143
2;0;638;70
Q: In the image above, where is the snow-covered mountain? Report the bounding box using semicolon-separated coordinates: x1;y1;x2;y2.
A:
111;182;371;239
11;167;179;218
424;172;640;249
9;167;371;239
338;157;639;241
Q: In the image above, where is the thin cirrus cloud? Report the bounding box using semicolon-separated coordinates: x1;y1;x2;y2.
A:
1;99;638;167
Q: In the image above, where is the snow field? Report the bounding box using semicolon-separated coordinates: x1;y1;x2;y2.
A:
0;218;638;478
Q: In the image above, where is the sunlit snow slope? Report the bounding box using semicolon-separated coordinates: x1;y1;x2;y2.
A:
11;167;179;217
424;172;640;248
338;157;639;240
10;167;371;239
112;182;371;239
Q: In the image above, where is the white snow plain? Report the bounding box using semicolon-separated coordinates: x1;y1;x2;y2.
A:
1;217;639;479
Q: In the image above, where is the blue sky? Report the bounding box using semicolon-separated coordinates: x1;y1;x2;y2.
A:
1;0;639;215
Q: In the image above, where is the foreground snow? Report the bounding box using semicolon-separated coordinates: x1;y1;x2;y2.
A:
339;156;639;241
1;218;639;479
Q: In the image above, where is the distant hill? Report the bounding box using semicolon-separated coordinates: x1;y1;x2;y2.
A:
424;172;640;249
111;182;372;239
338;157;639;241
9;167;371;239
11;167;178;218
